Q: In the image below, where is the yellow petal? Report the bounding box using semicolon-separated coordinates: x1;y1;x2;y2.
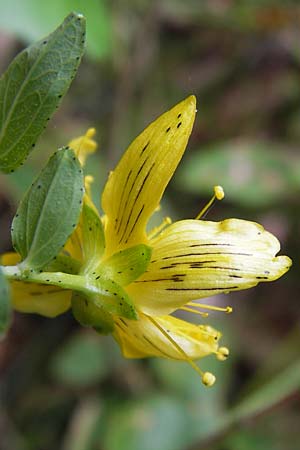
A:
114;313;220;360
102;96;196;256
127;219;292;315
11;281;71;317
64;178;103;264
1;252;71;317
1;252;20;265
68;128;97;166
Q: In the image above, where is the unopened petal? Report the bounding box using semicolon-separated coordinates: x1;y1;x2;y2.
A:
68;128;97;166
127;219;292;315
102;96;196;256
11;281;71;317
114;313;220;360
1;252;71;317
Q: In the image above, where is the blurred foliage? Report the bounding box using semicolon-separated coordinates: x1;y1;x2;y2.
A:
0;1;299;450
0;0;111;60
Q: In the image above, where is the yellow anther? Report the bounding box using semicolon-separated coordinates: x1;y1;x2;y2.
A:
195;185;225;220
226;306;233;314
148;217;172;240
216;346;230;361
202;372;216;387
214;185;224;200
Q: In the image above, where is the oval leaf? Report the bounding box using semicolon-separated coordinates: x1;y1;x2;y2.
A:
11;148;84;270
0;267;12;339
0;12;86;173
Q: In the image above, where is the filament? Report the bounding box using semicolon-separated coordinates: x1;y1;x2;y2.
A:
195;185;225;220
148;216;172;239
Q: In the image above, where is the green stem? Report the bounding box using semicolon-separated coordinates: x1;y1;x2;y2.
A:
1;264;85;292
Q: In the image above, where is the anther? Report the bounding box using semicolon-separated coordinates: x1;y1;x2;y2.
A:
202;372;216;387
216;346;230;361
195;185;225;220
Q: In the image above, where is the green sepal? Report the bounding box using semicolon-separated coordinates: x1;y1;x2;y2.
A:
85;276;137;320
96;244;152;286
44;254;81;275
0;12;86;173
11;148;84;270
0;267;12;339
72;292;114;335
80;199;105;271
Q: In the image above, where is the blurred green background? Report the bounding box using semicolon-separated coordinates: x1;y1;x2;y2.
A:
0;1;299;449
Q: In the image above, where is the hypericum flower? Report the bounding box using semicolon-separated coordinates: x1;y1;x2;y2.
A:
2;97;292;386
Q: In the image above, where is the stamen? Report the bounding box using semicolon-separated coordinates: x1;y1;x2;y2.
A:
147;316;215;386
188;301;233;314
180;306;209;318
148;217;172;240
216;346;230;361
195;185;225;220
202;372;216;387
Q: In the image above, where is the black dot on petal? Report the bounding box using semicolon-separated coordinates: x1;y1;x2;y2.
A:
177;122;182;128
166;127;171;133
177;113;182;118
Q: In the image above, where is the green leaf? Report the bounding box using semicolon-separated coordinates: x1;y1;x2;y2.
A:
50;331;108;386
96;244;152;286
230;358;300;421
72;292;114;334
0;12;86;173
0;267;12;338
103;395;190;450
11;148;84;270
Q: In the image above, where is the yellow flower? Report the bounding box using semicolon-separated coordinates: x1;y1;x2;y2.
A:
2;99;292;386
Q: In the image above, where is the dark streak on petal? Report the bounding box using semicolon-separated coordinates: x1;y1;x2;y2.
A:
161;251;252;260
165;286;239;291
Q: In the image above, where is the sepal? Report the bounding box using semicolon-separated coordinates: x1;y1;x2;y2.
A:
96;244;152;286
